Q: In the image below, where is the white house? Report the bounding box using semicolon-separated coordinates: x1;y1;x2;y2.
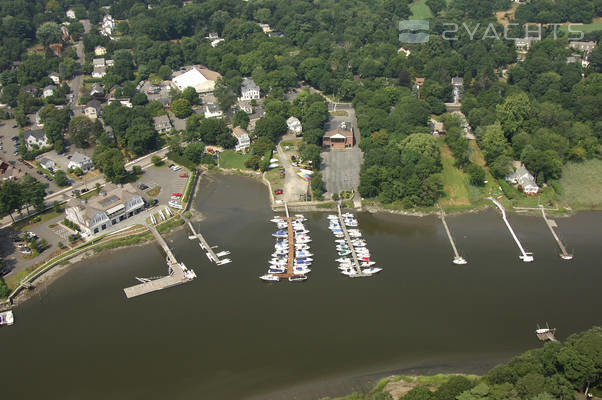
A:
66;9;76;19
259;23;272;33
92;66;106;78
451;77;464;103
171;66;222;93
398;47;411;56
49;72;60;85
204;103;223;119
237;100;252;114
84;99;102;120
24;130;48;150
38;158;55;170
153;115;172;133
43;85;56;98
569;41;597;53
506;164;539;195
100;15;115;38
94;46;107;56
232;127;251;152
286;116;302;136
93;58;106;68
68;152;94;172
239;77;260;101
210;38;225;47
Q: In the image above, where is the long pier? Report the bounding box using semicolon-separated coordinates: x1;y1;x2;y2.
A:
539;206;573;260
337;203;369;278
489;198;534;262
274;202;295;279
186;219;231;265
438;204;467;265
123;224;195;299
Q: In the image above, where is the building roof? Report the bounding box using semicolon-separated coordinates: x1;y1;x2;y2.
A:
44;85;57;92
324;121;353;139
70;152;91;164
39;158;55;168
93;58;106;67
241;77;259;93
153;114;171;129
24;129;46;141
68;183;142;223
172;67;222;93
86;99;102;111
451;77;464;85
232;126;248;139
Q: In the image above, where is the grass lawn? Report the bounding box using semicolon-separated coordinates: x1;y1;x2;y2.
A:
410;0;433;20
264;168;284;200
559;21;602;34
560;160;602;209
219;150;252;170
439;143;471;207
147;185;161;197
12;207;64;230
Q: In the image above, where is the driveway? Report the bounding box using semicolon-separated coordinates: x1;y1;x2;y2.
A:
276;144;308;203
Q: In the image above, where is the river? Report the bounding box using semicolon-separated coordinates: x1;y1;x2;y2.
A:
1;174;600;399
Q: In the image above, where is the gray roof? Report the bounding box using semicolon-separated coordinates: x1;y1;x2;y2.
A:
44;85;57;92
205;104;221;113
241;77;259;93
86;99;102;111
451;77;463;85
24;129;46;141
71;152;91;164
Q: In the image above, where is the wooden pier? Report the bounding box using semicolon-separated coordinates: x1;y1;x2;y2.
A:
123;224;195;299
489;198;534;263
337;203;369;278
438;204;467;265
539;206;573;260
274;202;296;279
186;219;231;265
536;323;558;342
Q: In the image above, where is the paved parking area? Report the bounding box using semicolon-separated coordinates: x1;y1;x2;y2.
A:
137;164;189;206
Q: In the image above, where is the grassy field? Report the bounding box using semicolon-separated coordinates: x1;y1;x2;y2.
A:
560;160;602;209
409;0;433;20
219;150;251;170
560;21;602;34
439;144;471;207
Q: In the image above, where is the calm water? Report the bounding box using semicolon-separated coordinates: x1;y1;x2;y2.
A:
1;174;600;400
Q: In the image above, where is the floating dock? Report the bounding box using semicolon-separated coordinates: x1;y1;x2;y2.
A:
123;224;196;299
438;204;467;265
539;206;573;260
186;220;231;265
536;323;558;342
337;204;369;278
489;198;534;262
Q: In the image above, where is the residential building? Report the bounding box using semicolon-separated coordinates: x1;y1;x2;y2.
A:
210;38;225;47
323;121;354;149
93;58;106;68
451;77;464;103
430;119;445;136
66;9;76;19
204;103;223;119
49;72;60;84
506;164;539;195
232;126;251;152
23;85;39;97
239;77;260;101
268;31;284;38
106;59;114;67
100;15;115;38
84;99;102;120
569;41;597;53
398;47;411;56
566;56;578;64
24;130;48;149
94;46;107;56
43;85;56;98
259;23;272;33
153;115;172;133
206;32;219;40
286;116;302;136
38;158;55;170
90;83;105;98
109;98;132;108
92;66;106;78
68;152;94;172
65;183;145;236
237;100;253;114
171;66;222;93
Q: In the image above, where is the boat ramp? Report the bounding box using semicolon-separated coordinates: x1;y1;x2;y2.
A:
489;198;534;262
539;206;573;260
123;224;196;299
186;219;231;265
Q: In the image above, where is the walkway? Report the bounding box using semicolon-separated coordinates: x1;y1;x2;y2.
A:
489;198;534;262
539;206;573;260
186;219;231;265
438;204;467;264
337;203;368;278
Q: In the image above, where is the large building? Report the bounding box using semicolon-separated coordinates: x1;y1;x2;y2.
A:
65;183;145;236
239;77;260;101
171;66;222;93
323;121;354;149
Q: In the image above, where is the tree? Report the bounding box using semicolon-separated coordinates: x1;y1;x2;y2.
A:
434;375;475;400
125;124;158;156
403;386;434;400
479;124;511;165
36;22;61;47
93;147;126;183
254;114;287;142
214;80;237;113
132;92;148;106
233;110;250;129
496;92;533;139
151;155;162;166
181;87;198;105
158;65;172;80
298;143;322;168
171;98;192;119
245;155;260;170
198;118;229;144
0;180;23;222
310;172;324;200
54;170;69;187
20;175;46;211
68;116;94;148
132;165;142;175
184;142;205;164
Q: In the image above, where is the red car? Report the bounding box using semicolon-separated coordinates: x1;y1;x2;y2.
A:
179;173;188;178
172;192;182;197
273;189;283;195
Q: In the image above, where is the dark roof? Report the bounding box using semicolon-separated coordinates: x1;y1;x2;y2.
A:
24;129;46;141
87;99;102;111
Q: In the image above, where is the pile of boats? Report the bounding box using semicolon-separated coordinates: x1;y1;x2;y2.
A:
260;215;312;283
328;213;382;277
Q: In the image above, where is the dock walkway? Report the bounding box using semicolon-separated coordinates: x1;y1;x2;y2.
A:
438;204;466;265
489;198;534;262
275;202;296;279
337;203;369;278
186;219;231;265
539;206;573;260
123;224;195;299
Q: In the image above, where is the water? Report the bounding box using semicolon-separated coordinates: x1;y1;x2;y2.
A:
1;174;600;400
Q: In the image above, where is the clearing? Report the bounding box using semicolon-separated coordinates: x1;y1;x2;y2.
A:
219;150;252;170
560;159;602;209
409;0;433;20
439;143;471;207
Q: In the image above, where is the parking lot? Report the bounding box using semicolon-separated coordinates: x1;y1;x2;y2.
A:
136;163;189;206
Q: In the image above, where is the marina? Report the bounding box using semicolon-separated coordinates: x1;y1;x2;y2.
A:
123;224;196;299
539;206;573;260
186;219;231;265
489;198;534;263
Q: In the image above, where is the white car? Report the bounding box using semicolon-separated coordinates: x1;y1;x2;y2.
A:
169;200;183;209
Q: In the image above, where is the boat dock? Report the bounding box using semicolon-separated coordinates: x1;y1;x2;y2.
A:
438;204;467;265
489;198;534;262
274;202;295;279
539;206;573;260
536;323;558;342
123;224;196;299
186;219;231;265
337;203;369;278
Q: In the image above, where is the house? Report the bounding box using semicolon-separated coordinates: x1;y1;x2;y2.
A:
569;41;597;53
171;66;222;93
506;164;539;195
204;103;223;119
92;66;106;78
49;43;63;56
94;46;107;56
109;98;132;108
38;158;55;170
415;77;425;88
100;15;115;38
93;58;106;68
268;31;284;38
106;59;114;67
286;116;302;136
49;72;60;85
90;83;105;98
23;85;39;97
323;121;354;149
239;77;260;101
430;119;445;136
153;115;172;133
515;37;540;58
566;56;578;64
43;85;57;98
68;152;94;172
259;23;272;33
24;130;48;149
84;99;102;120
206;32;219;40
232;126;251;152
65;183;145;236
237;100;253;114
210;38;225;47
60;26;69;41
66;9;76;19
451;77;464;103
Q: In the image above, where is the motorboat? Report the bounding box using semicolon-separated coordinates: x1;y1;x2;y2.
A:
351;240;366;247
269;259;286;266
362;267;383;274
336;257;352;263
289;275;308;282
295;244;310;250
342;212;354;218
270;217;285;223
259;274;280;282
268;267;286;274
338;264;354;270
293;266;311;274
361;261;376;267
340;269;358;276
272;230;288;238
295;259;312;265
335;239;346;243
327;215;338;219
295;251;313;258
338;250;351;256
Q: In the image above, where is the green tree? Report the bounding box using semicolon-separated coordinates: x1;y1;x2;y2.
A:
93;147;126;183
434;375;475;400
54;170;69;187
68;116;94;148
36;22;61;47
467;164;486;186
151;155;162;166
496;92;533;139
233;110;250;129
255;114;287;142
184;142;205;164
171;98;192;119
158;65;172;80
298;143;322;168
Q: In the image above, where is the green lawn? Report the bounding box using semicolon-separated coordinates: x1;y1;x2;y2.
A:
219;150;251;170
560;160;602;209
439;143;471;208
410;0;434;20
560;21;602;34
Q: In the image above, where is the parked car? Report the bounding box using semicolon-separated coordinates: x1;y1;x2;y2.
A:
138;183;149;190
172;192;182;197
179;173;188;178
273;189;283;195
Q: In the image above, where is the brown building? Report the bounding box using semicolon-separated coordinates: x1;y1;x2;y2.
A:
323;121;354;149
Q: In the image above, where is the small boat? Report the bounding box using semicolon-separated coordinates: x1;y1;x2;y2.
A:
296;251;313;257
338;250;351;256
338;264;354;270
342;212;354;218
293;267;311;274
336;257;352;263
0;310;14;326
327;215;338;219
340;269;358;276
295;244;310;250
361;261;376;267
272;230;288;238
335;239;346;243
289;275;308;282
268;267;286;274
270;217;284;223
362;267;382;274
453;256;467;265
295;260;312;266
259;274;280;282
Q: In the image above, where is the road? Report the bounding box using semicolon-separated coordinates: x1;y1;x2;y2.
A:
276;143;308;203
